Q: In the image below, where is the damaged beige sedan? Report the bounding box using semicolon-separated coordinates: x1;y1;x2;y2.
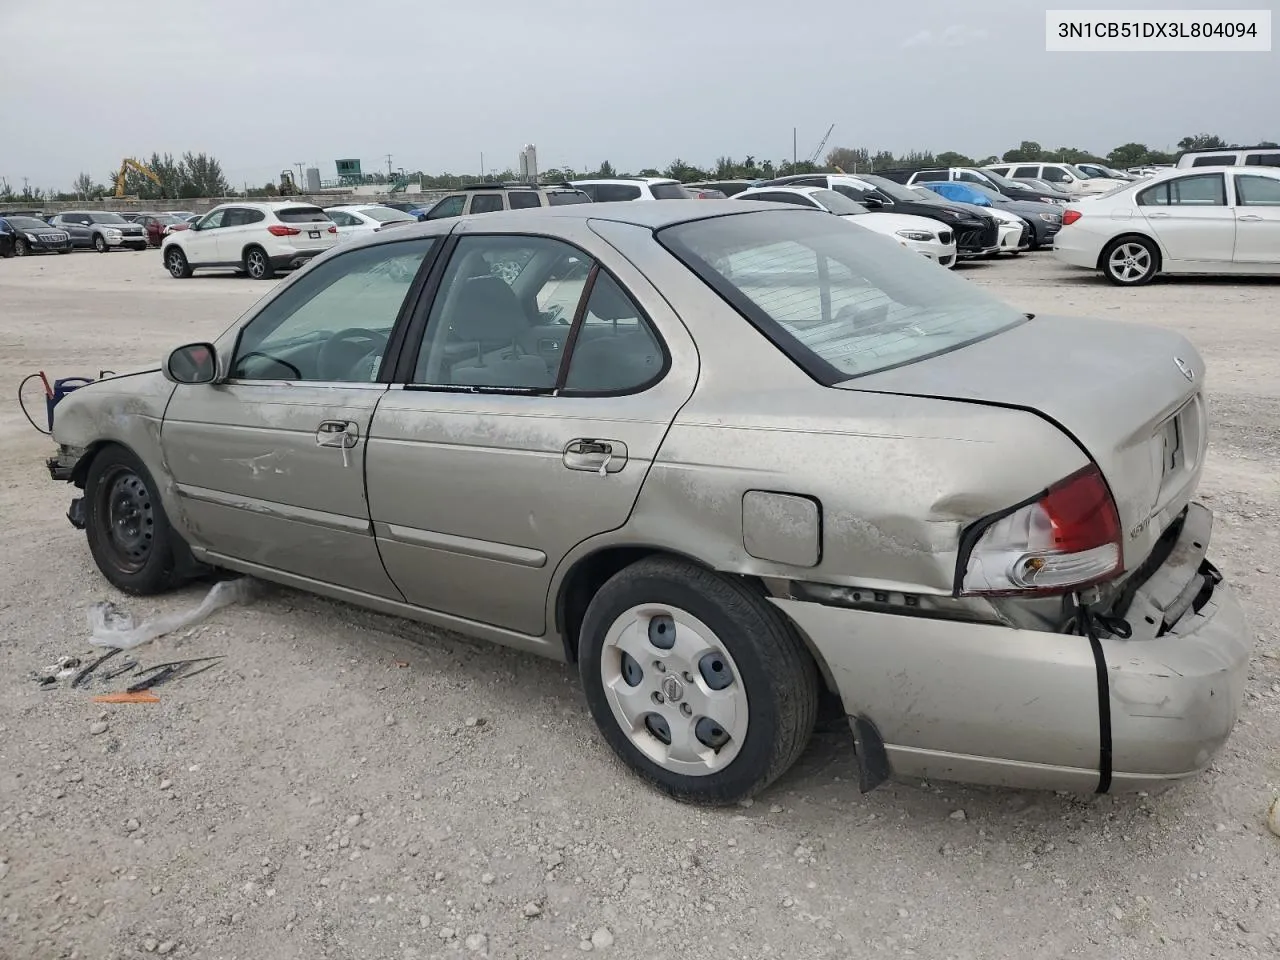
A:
46;202;1249;803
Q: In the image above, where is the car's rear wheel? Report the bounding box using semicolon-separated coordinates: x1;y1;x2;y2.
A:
578;556;819;805
165;247;193;278
93;234;108;253
1103;236;1159;286
14;238;28;257
84;445;183;595
244;246;275;280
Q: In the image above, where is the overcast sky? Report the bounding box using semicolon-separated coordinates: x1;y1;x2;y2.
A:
1;0;1275;191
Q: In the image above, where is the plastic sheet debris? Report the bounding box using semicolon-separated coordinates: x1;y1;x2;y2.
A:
87;578;259;651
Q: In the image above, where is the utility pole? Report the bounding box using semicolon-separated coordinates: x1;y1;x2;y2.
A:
480;152;485;182
293;162;305;184
792;128;797;166
385;154;393;180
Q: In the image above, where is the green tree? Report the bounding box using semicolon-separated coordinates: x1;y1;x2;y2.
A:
826;146;870;172
1002;140;1044;162
1177;133;1225;151
935;151;975;167
1106;142;1151;167
596;160;616;178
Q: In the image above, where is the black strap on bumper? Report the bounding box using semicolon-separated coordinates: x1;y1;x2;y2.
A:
1069;601;1131;794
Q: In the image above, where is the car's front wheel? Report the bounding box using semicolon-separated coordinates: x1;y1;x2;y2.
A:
84;445;184;595
1102;236;1159;286
14;238;28;257
93;234;108;253
165;247;193;278
579;556;819;805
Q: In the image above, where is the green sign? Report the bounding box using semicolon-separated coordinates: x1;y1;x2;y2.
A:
335;159;362;179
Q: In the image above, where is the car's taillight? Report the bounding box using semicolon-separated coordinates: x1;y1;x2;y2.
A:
960;464;1121;596
328;225;337;233
267;224;301;236
1062;209;1082;225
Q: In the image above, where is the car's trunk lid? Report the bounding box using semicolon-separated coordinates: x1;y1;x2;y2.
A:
839;314;1206;572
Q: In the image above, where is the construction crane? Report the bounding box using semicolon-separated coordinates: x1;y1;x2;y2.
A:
114;157;165;199
808;124;835;165
278;169;299;196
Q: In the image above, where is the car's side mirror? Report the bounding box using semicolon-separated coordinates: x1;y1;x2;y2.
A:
164;342;218;385
862;195;884;209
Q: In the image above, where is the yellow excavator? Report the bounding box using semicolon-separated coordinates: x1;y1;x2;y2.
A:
114;158;165;199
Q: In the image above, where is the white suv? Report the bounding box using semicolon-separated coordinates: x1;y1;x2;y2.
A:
982;162;1124;197
161;202;339;280
570;177;693;201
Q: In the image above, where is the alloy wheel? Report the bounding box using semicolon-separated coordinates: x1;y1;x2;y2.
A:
1108;242;1152;283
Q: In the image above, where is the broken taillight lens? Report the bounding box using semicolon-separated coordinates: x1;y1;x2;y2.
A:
1061;209;1082;225
960;464;1122;596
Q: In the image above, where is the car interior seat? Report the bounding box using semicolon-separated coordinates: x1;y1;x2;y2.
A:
447;275;553;387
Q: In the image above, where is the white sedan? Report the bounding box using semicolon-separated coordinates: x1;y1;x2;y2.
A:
323;205;418;242
1054;166;1280;285
734;186;959;267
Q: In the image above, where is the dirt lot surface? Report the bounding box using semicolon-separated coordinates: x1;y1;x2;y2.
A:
1;248;1278;960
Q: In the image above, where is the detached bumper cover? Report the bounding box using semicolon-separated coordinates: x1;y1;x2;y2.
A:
770;502;1248;792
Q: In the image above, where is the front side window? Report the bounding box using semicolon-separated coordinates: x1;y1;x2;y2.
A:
197;210;226;230
426;195;466;220
1235;174;1280;205
327;210;357;226
231;238;437;382
658;209;1026;382
1012;165;1039;179
1138;174;1226;207
1040;167;1070;183
411;235;665;394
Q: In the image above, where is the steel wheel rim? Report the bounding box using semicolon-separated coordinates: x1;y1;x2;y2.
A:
600;604;749;776
166;250;185;276
96;467;155;573
1108;242;1150;282
247;251;265;278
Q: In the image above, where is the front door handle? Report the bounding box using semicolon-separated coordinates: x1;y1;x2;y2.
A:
1147;212;1171;218
316;419;359;449
1237;214;1263;222
563;438;628;476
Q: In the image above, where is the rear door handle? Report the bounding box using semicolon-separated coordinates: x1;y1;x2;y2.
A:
1147;212;1171;218
563;438;628;476
1237;214;1263;222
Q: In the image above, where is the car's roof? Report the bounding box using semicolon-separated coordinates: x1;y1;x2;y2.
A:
572;177;680;185
214;200;324;210
739;185;822;196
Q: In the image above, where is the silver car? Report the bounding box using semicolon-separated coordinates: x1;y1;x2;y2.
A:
45;202;1249;804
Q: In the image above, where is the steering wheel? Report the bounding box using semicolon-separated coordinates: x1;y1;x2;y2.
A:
316;328;389;381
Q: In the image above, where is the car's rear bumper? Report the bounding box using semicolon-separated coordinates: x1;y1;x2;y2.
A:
769;502;1249;794
1052;226;1106;269
270;246;334;270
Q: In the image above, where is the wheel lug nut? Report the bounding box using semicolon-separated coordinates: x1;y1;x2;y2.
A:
652;692;665;705
680;703;692;717
654;662;666;673
682;671;694;683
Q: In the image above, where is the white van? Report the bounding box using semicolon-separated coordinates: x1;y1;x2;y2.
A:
982;162;1123;196
1176;146;1280;169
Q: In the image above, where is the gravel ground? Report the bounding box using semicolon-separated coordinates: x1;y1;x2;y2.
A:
1;248;1278;960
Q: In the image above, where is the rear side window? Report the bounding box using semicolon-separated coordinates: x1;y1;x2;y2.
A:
1244;153;1280;167
276;206;330;223
913;171;946;182
469;194;504;214
1013;165;1040;179
547;190;591;205
1191;154;1235;167
649;182;692;199
594;183;642;202
1138;173;1226;206
507;191;542;210
1235;175;1280;205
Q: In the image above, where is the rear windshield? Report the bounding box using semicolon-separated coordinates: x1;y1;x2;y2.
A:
7;217;52;230
275;206;330;223
359;206;413;222
657;209;1026;382
650;182;693;199
547;190;591;205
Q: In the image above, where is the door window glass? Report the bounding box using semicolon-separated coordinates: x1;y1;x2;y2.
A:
562;272;665;394
221;208;249;227
914;171;946;182
507;191;542;209
197;210;226;229
1235;175;1280;205
594;183;643;202
1013;166;1040;178
469;194;505;214
1191;155;1235;167
1138;174;1226;206
412;235;583;388
425;195;465;219
327;210;356;226
231;238;437;382
1243;153;1280;167
1040;167;1070;183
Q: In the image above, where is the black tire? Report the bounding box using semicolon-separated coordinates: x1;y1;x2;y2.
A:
93;233;108;253
164;246;193;278
57;248;71;255
1101;235;1159;286
578;555;819;805
14;238;28;257
83;445;185;595
244;246;275;280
